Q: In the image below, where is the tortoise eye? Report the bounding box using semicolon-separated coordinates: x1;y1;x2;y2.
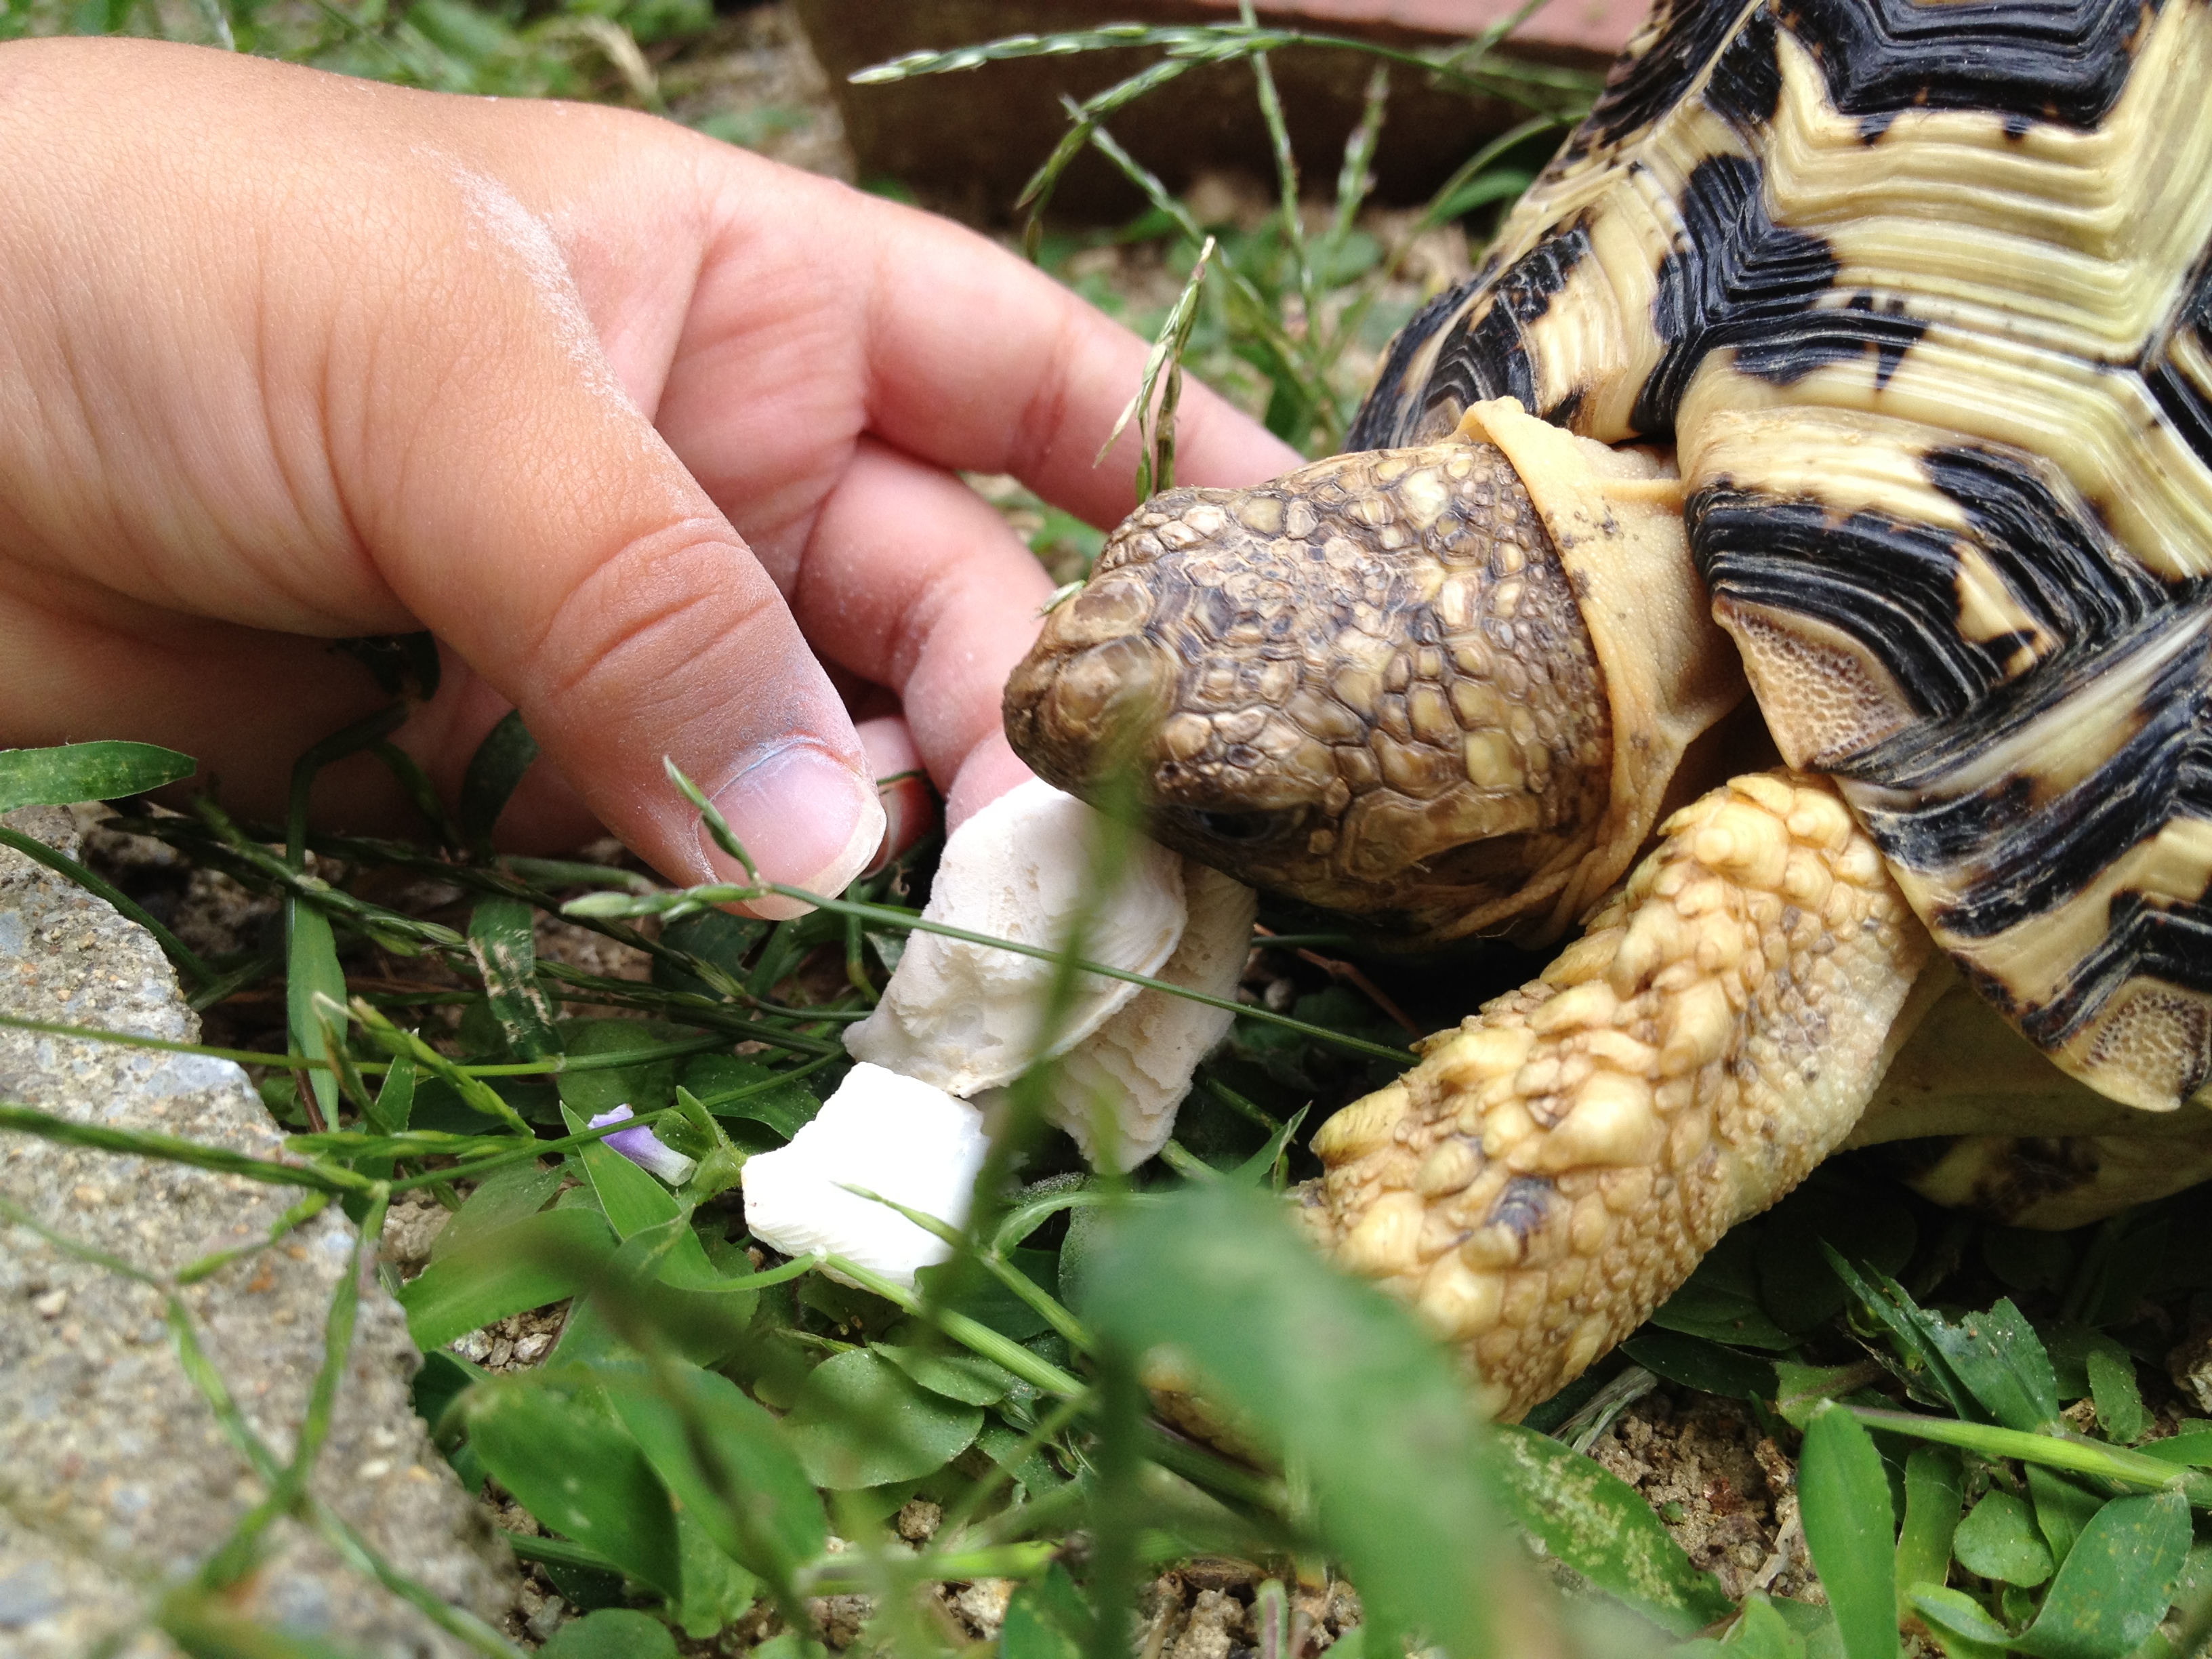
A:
1183;808;1294;844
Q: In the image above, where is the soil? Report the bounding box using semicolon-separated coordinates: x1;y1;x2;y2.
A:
1585;1387;1818;1607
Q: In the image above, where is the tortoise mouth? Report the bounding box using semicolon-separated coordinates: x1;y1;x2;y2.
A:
1001;632;1174;798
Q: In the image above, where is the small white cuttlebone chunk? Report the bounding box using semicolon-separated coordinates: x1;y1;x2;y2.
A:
844;778;1187;1096
984;863;1259;1172
741;1063;990;1288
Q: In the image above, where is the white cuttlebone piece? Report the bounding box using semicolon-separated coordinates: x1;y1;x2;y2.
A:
983;862;1258;1172
844;778;1187;1097
740;1063;991;1288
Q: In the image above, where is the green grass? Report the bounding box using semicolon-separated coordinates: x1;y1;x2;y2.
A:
5;8;2212;1659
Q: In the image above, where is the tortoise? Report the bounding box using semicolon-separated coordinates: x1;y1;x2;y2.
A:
1001;0;2212;1419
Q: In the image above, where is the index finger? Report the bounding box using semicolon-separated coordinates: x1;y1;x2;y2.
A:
847;197;1307;520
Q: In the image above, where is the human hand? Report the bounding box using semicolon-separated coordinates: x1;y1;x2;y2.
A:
0;37;1300;909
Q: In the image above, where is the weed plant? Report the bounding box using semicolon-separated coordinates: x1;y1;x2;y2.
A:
3;6;2212;1659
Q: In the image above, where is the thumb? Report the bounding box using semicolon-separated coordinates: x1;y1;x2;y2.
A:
340;164;880;914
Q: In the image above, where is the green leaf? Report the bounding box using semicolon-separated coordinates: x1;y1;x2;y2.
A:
411;1347;487;1437
469;896;560;1059
2026;1465;2104;1570
975;1420;1067;1499
558;1020;682;1126
783;1349;985;1490
915;1250;1059;1342
410;1348;491;1490
1650;1233;1795;1350
2015;1490;2190;1659
464;1376;682;1600
1001;1563;1090;1659
2086;1347;2148;1445
582;1215;760;1366
874;1336;1017;1406
0;740;194;810
537;1607;680;1659
1800;1407;1901;1659
1825;1252;1980;1418
594;1359;827;1587
680;1054;819;1140
1718;1595;1811;1657
369;1049;416;1134
2137;1431;2212;1467
1896;1447;1963;1600
670;1086;744;1203
1620;1327;1778;1403
1954;1491;2053;1587
1926;1300;2061;1433
1490;1424;1734;1629
1775;1360;1885;1430
655;912;769;1001
1907;1586;2013;1654
286;900;347;1126
560;1099;682;1237
675;1510;760;1639
429;1159;565;1262
396;1206;618;1350
1081;1183;1503;1654
457;708;539;853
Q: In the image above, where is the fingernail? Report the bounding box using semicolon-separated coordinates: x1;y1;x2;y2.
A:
704;743;886;921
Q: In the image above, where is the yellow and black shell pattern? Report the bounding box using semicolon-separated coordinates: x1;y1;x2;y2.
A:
1351;0;2212;1113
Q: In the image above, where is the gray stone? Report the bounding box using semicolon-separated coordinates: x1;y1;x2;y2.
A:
0;808;518;1656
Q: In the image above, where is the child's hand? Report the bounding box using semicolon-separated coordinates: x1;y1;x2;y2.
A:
0;37;1298;908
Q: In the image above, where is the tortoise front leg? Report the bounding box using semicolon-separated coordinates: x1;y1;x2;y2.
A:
1304;771;1930;1420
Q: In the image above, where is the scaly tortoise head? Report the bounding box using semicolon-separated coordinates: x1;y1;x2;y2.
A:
1005;403;1746;947
1004;440;1612;941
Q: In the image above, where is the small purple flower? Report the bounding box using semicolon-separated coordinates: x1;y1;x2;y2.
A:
586;1105;697;1186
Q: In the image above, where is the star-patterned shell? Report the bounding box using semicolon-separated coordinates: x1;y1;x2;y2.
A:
1353;0;2212;1111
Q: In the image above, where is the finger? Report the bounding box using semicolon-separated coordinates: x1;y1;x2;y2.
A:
657;168;1303;551
848;197;1307;515
785;438;1056;798
0;577;616;853
855;712;937;871
947;730;1038;832
317;155;885;907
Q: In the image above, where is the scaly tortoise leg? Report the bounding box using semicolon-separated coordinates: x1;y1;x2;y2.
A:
1302;771;1931;1420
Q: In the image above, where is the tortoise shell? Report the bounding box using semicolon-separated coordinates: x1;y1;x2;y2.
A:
1351;0;2212;1112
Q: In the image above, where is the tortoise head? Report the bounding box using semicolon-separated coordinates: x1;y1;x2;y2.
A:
1002;439;1616;941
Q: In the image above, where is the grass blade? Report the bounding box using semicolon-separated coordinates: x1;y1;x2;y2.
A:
468;895;560;1059
1490;1424;1732;1631
458;710;540;855
1800;1406;1901;1659
0;739;195;809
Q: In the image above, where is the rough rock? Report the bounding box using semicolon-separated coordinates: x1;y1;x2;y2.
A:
0;807;516;1655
